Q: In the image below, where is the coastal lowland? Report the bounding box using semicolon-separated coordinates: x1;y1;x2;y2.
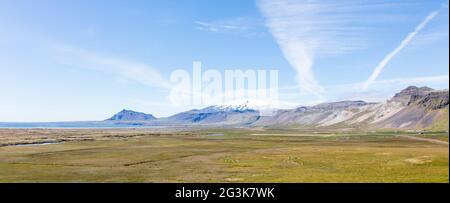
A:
0;86;448;183
0;128;447;183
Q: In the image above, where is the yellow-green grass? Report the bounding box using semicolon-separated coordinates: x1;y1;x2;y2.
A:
0;129;447;183
426;107;449;132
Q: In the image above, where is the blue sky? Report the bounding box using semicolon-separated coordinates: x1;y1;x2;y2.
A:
0;0;448;122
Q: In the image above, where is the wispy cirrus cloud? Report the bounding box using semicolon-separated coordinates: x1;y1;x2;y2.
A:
257;0;415;97
195;17;265;37
363;5;445;89
53;44;171;89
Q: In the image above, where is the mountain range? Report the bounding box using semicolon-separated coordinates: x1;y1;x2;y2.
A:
106;86;449;131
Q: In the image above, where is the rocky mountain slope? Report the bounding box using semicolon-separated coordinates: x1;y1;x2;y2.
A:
372;88;449;130
163;102;261;125
254;86;448;130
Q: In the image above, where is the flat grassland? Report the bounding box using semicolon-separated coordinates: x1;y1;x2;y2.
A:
0;128;448;183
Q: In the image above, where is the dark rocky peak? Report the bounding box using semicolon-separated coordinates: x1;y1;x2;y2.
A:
391;86;435;104
409;90;449;110
106;109;156;121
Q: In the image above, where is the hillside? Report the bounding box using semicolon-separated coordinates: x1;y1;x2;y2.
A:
254;86;448;130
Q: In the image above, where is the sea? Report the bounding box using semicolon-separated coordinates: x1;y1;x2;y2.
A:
0;121;167;129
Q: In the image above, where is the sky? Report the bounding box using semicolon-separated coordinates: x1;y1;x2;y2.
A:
0;0;448;122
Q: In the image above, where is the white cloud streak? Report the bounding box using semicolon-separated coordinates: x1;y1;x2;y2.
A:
54;45;171;89
195;17;265;37
363;7;442;89
257;0;408;97
195;18;251;33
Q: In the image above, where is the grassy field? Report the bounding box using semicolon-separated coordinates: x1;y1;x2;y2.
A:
0;128;448;183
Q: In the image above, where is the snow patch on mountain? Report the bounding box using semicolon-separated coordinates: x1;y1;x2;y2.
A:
210;99;298;116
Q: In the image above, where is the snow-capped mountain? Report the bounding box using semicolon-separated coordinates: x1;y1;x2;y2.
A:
164;100;267;125
207;99;299;115
209;99;272;111
161;99;300;125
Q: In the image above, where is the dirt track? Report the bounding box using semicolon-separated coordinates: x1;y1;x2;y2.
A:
397;135;449;146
